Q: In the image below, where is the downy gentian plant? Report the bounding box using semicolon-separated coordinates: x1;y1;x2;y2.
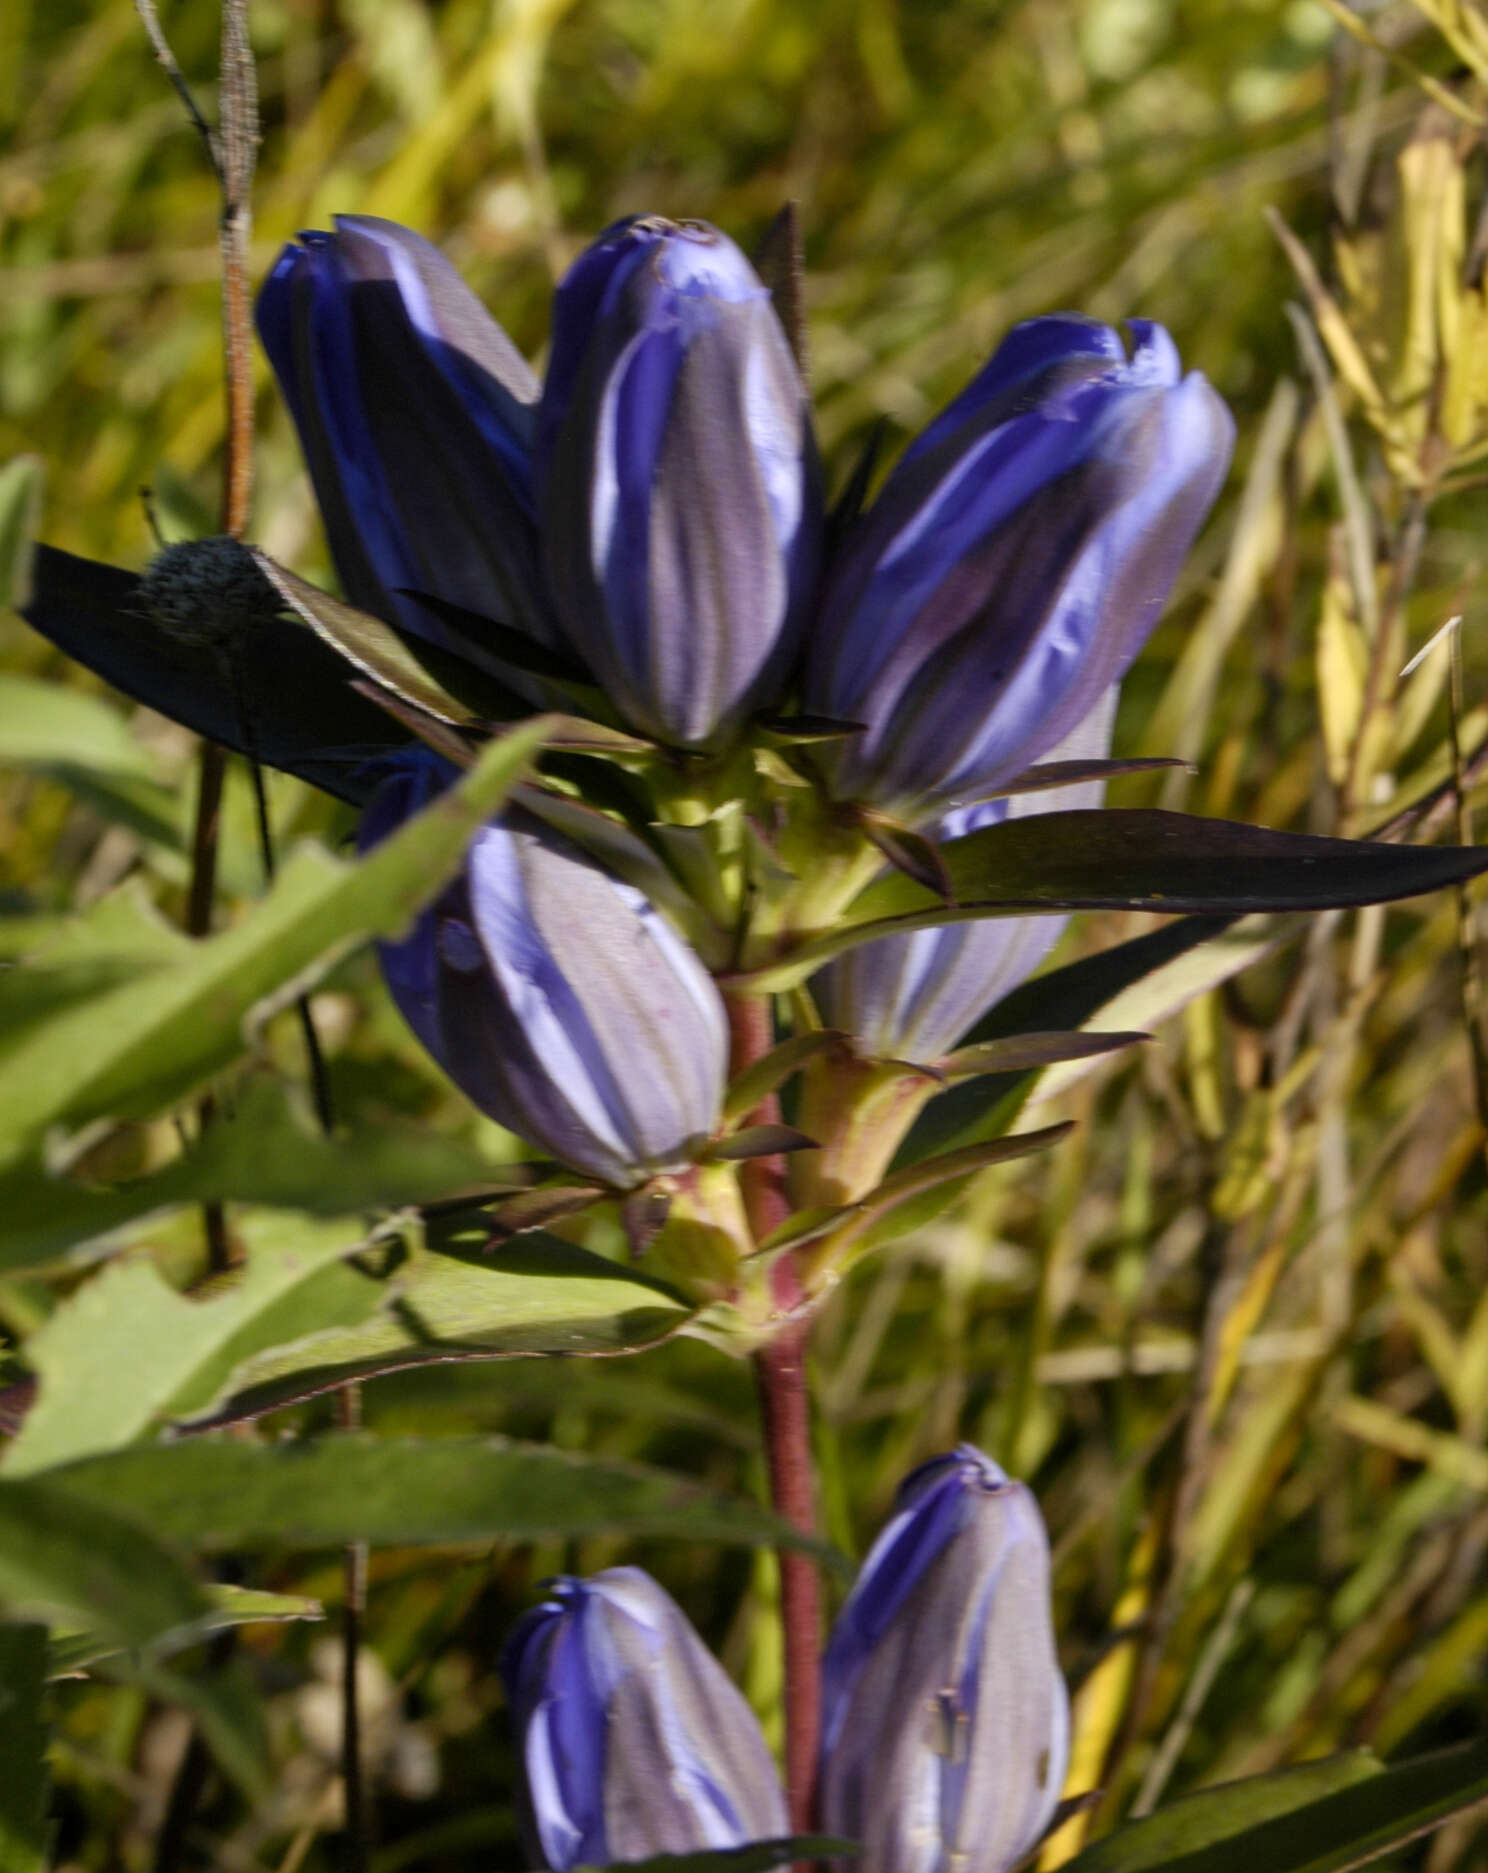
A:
23;205;1488;1834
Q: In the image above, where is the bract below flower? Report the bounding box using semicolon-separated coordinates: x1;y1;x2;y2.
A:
257;215;557;678
813;689;1115;1064
820;1444;1070;1873
806;315;1233;819
500;1568;788;1869
361;755;727;1188
537;216;822;747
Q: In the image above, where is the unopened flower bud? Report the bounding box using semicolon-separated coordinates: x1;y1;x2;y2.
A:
257;216;557;677
806;316;1232;819
501;1568;788;1869
538;216;822;747
362;755;728;1188
820;1445;1070;1873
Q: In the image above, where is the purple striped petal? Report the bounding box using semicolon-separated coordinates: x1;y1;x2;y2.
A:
820;1446;1069;1873
361;760;727;1187
807;317;1232;818
538;217;822;746
256;216;557;679
501;1569;788;1870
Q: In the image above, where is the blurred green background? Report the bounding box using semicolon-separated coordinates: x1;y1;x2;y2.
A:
5;0;1488;1868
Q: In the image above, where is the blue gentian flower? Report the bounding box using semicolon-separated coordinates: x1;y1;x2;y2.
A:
500;1568;789;1869
360;754;728;1188
256;215;558;679
819;1445;1070;1873
806;315;1233;819
812;690;1114;1064
537;216;822;747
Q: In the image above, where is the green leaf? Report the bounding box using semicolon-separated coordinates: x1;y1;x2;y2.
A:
0;1624;49;1873
1067;1736;1488;1873
0;1075;521;1272
581;1840;858;1873
2;1219;375;1473
722;1029;846;1125
48;1582;322;1679
0;882;189;1060
0;674;158;778
1066;1754;1383;1872
0;1476;209;1645
176;1231;693;1427
808;1124;1074;1271
937;1029;1147;1081
0;456;42;611
899;914;1285;1165
0;674;182;848
43;1435;838;1558
706;1123;819;1161
0;718;548;1171
738;810;1488;986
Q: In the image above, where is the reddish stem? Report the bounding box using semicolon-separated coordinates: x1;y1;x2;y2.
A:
725;992;821;1837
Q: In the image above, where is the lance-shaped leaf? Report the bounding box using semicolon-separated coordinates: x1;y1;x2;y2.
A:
900;913;1281;1164
0;674;182;851
937;1029;1147;1081
2;1224;382;1474
0;454;42;608
704;1124;818;1161
48;1583;323;1681
722;1028;847;1125
18;547;408;805
0;1076;526;1274
738;810;1488;988
1064;1752;1382;1873
487;1184;607;1237
173;1232;694;1428
990;754;1189;795
41;1436;840;1559
803;1123;1073;1273
0;720;547;1171
861;809;1488;922
1063;1733;1488;1873
0;1477;210;1646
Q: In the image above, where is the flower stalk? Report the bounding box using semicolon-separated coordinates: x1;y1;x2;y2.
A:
726;990;821;1837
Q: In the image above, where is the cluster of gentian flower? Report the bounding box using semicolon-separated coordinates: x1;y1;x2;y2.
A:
502;1445;1068;1873
234;212;1230;1317
30;199;1488;1873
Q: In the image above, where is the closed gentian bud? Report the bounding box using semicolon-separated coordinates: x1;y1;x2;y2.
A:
806;315;1233;818
537;216;822;747
501;1568;788;1869
820;1445;1069;1873
813;690;1115;1065
257;216;557;673
360;755;728;1188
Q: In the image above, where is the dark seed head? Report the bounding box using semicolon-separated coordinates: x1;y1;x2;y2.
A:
137;536;281;650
